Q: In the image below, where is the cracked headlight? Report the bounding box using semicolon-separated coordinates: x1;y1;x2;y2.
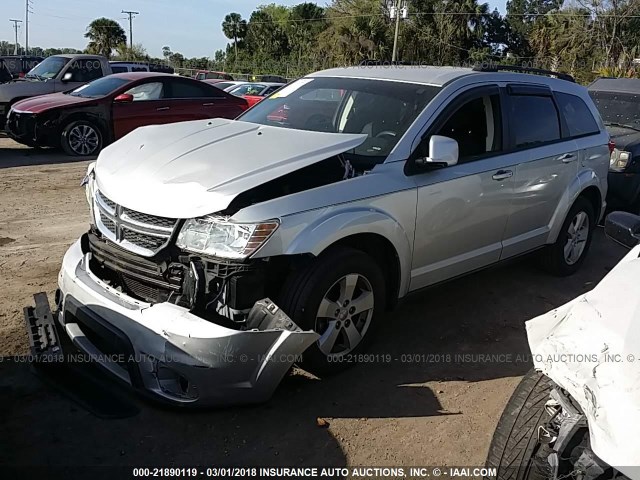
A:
176;216;279;260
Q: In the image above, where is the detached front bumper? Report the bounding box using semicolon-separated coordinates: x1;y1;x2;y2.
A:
50;239;318;407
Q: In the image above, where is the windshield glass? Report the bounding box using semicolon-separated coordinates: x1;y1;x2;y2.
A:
238;77;440;161
69;76;129;98
26;56;69;79
589;91;640;129
230;84;266;96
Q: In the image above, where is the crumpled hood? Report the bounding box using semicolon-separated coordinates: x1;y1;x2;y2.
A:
608;126;640;151
95;118;367;219
527;245;640;479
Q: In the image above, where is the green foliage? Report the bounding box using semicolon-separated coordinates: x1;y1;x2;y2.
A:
84;17;127;59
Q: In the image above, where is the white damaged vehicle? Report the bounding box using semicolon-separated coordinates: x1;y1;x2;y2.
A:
487;212;640;480
26;66;610;406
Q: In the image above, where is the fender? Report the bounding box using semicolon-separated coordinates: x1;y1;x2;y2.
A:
282;207;413;298
547;169;605;243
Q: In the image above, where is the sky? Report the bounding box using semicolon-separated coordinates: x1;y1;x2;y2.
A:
1;0;507;59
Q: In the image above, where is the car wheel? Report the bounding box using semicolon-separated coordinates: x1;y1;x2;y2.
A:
540;197;595;276
486;369;554;480
61;120;103;157
279;247;386;376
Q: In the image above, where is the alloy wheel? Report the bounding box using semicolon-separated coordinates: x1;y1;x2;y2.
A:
68;124;100;156
564;211;589;265
315;273;375;358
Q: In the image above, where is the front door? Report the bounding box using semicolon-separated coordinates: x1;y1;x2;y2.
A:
410;85;516;290
111;81;173;139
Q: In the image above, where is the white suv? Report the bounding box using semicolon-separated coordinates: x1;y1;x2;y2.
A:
37;65;609;406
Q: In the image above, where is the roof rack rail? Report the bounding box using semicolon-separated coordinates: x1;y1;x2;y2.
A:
472;64;575;83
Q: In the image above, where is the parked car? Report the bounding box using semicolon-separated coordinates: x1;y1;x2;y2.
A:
202;80;246;91
0;55;43;79
0;61;12;84
30;65;609;406
228;82;284;107
193;70;234;81
487;210;640;480
6;72;248;156
0;54;112;129
109;61;174;74
248;74;288;83
589;78;640;213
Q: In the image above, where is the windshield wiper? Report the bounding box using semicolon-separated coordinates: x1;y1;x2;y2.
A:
605;121;640;132
25;73;47;81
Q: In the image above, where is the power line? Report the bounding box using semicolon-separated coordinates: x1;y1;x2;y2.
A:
9;19;23;54
121;10;139;49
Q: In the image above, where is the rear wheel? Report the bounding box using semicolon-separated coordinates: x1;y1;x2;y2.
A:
540;197;595;276
61;120;103;156
279;247;385;376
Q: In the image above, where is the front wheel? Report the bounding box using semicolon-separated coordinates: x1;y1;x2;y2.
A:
279;247;386;376
61;120;103;157
486;369;554;480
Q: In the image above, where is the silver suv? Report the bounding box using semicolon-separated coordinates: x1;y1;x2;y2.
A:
46;66;609;406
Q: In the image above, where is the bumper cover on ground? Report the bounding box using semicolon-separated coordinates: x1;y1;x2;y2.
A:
47;239;318;407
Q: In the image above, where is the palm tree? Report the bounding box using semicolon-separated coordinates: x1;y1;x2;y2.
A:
84;18;127;59
222;13;247;64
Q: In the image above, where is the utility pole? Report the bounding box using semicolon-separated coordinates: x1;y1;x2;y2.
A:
10;19;23;55
121;10;139;50
25;0;33;55
388;0;409;62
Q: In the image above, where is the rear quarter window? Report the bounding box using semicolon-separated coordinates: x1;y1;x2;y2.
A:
509;95;561;148
556;92;600;137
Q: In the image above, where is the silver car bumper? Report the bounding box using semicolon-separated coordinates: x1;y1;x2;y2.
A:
55;239;318;406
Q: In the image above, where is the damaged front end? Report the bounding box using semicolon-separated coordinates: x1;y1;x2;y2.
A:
525;242;640;479
26;237;318;407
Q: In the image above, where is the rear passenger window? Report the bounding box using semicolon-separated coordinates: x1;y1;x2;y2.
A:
169;81;211;98
556;92;599;137
509;95;560;148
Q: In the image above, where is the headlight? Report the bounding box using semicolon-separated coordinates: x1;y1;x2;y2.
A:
81;162;96;224
610;150;631;172
176;216;279;260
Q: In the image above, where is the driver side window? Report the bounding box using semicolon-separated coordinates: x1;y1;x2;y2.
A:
124;82;164;101
420;92;503;163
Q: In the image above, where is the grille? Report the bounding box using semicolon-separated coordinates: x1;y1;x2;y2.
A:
94;190;179;256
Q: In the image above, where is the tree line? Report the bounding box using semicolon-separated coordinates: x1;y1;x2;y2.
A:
2;0;639;84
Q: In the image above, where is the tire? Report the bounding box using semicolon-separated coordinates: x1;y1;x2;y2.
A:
278;247;386;376
486;369;553;480
61;119;103;157
540;196;595;276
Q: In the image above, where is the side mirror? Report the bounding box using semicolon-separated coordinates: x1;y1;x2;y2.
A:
114;93;134;103
605;211;640;249
61;72;73;82
416;135;459;170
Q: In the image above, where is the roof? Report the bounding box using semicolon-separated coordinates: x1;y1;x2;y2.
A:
109;72;174;80
588;77;640;94
310;66;476;86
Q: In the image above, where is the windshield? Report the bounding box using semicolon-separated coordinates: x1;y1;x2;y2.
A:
69;76;130;98
230;84;266;96
26;56;69;80
589;91;640;129
238;77;440;161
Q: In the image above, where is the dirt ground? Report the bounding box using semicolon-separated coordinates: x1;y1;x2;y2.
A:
0;134;628;471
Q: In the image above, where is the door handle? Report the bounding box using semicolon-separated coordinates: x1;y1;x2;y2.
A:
156;106;170;111
492;170;513;181
558;153;577;163
202;103;215;107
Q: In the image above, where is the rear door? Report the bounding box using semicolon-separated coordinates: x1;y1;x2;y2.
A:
111;80;174;139
163;78;246;121
500;84;580;258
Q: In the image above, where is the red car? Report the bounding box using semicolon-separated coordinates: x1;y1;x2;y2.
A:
5;72;249;156
228;82;285;107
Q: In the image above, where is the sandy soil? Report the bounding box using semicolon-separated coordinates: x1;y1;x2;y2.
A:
0;135;628;471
